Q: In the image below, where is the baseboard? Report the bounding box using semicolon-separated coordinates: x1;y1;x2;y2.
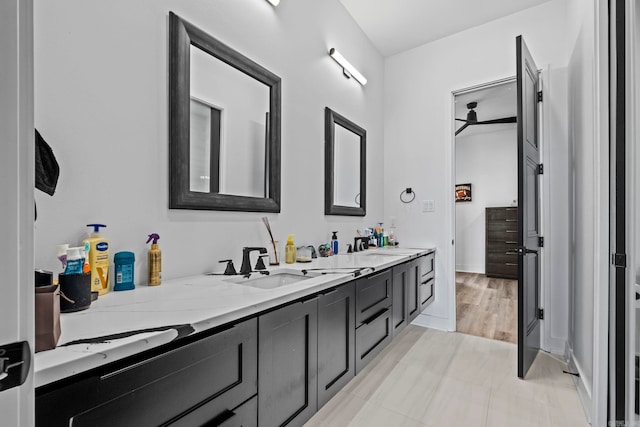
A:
455;266;484;274
411;313;452;331
566;343;592;425
544;336;566;356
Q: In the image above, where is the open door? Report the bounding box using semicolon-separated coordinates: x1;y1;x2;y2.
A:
516;35;542;378
0;0;34;424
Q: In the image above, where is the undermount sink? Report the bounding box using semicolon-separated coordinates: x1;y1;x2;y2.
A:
224;269;312;289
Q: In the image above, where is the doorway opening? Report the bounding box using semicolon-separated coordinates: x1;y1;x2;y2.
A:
453;78;519;344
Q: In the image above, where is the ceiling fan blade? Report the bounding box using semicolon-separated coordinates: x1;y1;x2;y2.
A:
455;122;470;136
455;118;470;123
474;116;517;125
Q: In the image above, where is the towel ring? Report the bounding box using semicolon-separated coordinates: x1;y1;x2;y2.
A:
400;188;416;204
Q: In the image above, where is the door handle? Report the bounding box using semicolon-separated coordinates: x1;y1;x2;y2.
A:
0;341;30;392
517;247;538;255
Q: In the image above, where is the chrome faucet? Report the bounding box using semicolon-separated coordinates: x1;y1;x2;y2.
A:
239;247;267;275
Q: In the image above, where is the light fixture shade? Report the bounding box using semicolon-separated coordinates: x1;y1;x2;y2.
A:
266;0;280;6
329;48;367;85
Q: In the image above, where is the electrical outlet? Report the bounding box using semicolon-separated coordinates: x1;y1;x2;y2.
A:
422;200;435;212
390;216;396;227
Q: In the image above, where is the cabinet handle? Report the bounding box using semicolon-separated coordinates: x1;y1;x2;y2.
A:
505;241;518;244
421;277;434;286
506;263;518;266
362;308;389;325
321;288;339;296
506;230;517;233
210;408;236;426
302;296;318;304
504;219;517;222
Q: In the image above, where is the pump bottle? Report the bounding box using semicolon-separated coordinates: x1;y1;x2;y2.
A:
331;231;339;255
146;233;162;286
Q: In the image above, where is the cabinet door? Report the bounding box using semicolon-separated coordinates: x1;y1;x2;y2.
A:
391;263;408;336
259;298;318;427
407;259;421;321
317;282;355;409
36;319;258;427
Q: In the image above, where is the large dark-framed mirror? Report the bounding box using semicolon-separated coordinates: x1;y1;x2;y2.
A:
324;107;366;216
169;12;281;212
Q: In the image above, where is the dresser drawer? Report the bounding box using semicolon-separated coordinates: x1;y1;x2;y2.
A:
486;262;518;279
486;207;518;221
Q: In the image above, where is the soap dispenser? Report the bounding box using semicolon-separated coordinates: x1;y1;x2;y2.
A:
285;234;296;264
331;231;339;255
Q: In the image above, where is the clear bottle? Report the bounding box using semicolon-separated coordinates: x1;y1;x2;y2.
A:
285;234;296;264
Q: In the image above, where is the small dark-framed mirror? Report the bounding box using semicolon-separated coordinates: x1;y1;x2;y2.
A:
324;107;366;216
169;12;281;212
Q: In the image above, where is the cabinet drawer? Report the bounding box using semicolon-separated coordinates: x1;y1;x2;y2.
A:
355;270;391;326
355;307;392;374
170;395;257;427
37;319;258;427
420;252;435;278
419;276;434;309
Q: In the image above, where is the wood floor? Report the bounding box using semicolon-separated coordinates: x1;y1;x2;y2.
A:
456;272;518;344
305;325;588;427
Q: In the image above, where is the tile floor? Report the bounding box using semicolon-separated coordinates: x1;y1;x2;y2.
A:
304;325;589;427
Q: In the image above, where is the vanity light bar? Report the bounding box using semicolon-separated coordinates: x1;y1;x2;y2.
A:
329;48;367;86
266;0;280;6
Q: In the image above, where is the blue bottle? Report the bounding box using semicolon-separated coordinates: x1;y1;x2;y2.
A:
113;251;135;291
331;231;339;255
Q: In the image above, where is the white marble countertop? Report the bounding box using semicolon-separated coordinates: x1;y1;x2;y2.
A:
34;247;433;388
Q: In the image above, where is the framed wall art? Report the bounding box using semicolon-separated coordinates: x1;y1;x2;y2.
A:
455;183;472;202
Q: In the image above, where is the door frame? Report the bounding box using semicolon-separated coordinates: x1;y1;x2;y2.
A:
0;0;34;424
449;74;549;353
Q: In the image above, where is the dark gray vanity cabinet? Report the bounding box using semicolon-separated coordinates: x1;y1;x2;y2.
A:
419;251;436;311
35;318;258;427
391;263;409;336
354;270;392;374
258;298;318;427
407;258;421;322
317;282;356;409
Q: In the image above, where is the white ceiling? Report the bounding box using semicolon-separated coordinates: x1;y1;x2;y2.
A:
339;0;552;57
454;80;517;137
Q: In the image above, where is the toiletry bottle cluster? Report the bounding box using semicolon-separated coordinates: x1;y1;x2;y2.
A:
57;225;163;296
360;223;396;248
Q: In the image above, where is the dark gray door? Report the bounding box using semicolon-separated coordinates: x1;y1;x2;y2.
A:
516;35;542;379
317;283;355;409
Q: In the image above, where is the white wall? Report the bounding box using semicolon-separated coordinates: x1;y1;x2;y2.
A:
563;0;610;424
33;0;384;282
383;0;570;346
455;127;517;274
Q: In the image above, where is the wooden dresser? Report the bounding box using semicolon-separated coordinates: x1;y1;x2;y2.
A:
485;207;518;279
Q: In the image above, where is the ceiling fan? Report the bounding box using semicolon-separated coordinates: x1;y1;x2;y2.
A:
455;101;517;136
